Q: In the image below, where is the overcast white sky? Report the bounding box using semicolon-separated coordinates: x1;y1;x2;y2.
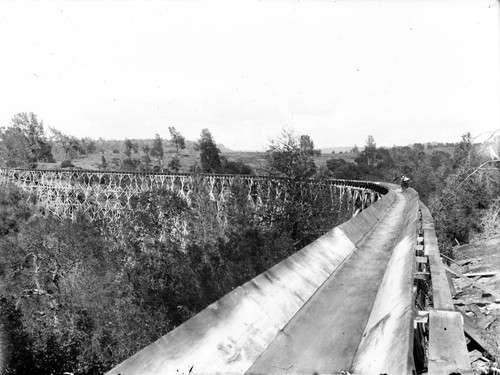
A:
0;0;498;151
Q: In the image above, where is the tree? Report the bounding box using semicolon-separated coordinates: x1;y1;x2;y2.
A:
0;213;127;374
168;155;181;172
353;135;395;179
453;132;478;169
121;157;140;171
123;139;138;157
430;132;500;255
150;134;164;167
266;128;316;179
430;150;452;171
326;159;361;180
299;135;315;156
141;153;152;166
50;127;85;160
80;137;96;155
169;127;186;153
359;135;377;168
220;158;253;175
99;155;108;170
0;113;54;167
413;143;425;153
195;129;221;173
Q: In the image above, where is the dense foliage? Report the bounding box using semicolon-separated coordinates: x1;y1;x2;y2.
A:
324;134;500;255
0;113;54;167
266;129;316;179
194;128;223;173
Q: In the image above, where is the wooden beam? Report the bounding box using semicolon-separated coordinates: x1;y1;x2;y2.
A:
428;310;473;375
467;303;484;318
444;265;500;299
453;298;495;306
415;271;430;280
420;203;455;311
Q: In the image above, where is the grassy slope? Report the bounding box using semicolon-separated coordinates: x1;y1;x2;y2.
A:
42;140;455;175
62;150;358;174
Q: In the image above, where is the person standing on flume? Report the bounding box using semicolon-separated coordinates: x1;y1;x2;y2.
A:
393;175;410;189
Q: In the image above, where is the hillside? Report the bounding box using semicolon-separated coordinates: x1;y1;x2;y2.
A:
50;148;361;175
42;138;456;176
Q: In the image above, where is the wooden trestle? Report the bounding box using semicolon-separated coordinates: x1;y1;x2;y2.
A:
0;168;383;221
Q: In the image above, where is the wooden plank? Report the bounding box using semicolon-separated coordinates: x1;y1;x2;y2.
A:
415;256;428;263
469;349;482;362
414;312;429;325
415;271;430;280
478;316;495;330
453;298;494;306
428;310;473;375
467;303;484;318
444;265;500;299
428;253;455;310
463;271;497;278
487;273;500;285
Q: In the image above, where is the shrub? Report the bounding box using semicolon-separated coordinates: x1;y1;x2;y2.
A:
60;160;74;168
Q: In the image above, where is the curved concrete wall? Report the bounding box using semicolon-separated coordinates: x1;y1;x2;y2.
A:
107;189;398;375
